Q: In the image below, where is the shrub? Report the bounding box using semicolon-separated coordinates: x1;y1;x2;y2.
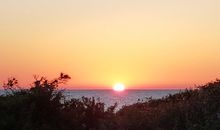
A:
0;73;117;130
1;74;220;130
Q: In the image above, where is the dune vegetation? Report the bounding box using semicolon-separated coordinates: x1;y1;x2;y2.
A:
0;73;220;130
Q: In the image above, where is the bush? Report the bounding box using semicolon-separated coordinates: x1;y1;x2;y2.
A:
117;80;220;130
0;73;117;130
1;74;220;130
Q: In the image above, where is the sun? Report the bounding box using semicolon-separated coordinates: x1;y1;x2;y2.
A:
113;83;125;92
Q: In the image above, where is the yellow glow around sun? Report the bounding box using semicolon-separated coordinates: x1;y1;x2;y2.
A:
113;83;125;91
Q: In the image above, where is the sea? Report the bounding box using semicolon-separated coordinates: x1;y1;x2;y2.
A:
63;90;181;109
0;89;181;109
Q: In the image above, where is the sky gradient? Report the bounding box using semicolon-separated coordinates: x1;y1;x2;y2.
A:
0;0;220;89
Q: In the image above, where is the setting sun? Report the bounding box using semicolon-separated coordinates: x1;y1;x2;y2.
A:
113;83;125;92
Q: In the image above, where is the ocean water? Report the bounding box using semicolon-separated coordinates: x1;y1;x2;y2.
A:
63;90;181;109
0;89;181;109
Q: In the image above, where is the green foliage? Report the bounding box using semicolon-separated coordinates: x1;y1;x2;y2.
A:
0;74;220;130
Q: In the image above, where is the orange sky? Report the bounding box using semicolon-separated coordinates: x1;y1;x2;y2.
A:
0;0;220;89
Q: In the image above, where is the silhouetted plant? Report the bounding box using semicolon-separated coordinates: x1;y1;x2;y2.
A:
0;73;118;130
1;74;220;130
117;81;220;130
